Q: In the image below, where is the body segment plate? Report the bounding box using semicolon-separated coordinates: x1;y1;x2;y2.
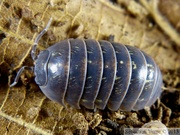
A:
95;40;117;110
65;39;87;109
80;39;103;109
120;45;147;111
107;43;132;111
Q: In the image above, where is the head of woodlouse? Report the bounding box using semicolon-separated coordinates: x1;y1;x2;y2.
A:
34;41;69;105
34;50;50;86
35;51;66;87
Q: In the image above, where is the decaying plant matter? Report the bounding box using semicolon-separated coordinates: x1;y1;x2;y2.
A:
0;0;179;135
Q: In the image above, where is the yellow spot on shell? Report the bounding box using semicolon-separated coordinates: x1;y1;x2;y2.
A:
120;61;123;64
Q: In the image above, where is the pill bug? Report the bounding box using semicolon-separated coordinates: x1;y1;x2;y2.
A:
10;18;162;111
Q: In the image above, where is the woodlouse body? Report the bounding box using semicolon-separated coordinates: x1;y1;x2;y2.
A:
34;39;162;111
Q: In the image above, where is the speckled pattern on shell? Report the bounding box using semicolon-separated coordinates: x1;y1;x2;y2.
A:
34;39;162;111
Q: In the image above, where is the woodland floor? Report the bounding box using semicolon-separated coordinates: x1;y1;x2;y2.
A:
0;0;179;135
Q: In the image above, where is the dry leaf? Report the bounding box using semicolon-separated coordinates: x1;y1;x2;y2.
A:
0;0;179;134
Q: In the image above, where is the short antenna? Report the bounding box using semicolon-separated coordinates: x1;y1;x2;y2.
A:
31;18;53;61
10;66;33;87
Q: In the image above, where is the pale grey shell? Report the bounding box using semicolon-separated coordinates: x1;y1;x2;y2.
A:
138;120;169;135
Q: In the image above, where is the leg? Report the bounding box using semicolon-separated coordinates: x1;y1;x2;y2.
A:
31;18;53;61
10;66;33;87
108;34;115;42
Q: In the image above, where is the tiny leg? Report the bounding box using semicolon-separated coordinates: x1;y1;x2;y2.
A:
108;34;115;42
